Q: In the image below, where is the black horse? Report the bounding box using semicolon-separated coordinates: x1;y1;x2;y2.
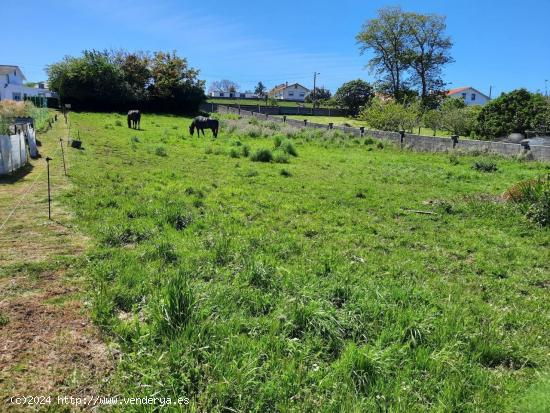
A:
127;110;141;129
189;116;219;138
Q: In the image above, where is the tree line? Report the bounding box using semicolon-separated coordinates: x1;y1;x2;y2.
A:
47;50;205;112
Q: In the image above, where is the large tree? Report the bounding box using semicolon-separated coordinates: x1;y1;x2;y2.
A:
334;80;374;116
208;79;239;94
47;49;204;112
356;7;453;102
406;13;453;101
254;81;267;98
356;7;411;101
305;87;332;104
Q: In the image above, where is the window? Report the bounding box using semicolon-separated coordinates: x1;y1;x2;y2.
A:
471;93;476;101
461;93;466;100
12;92;21;101
294;85;297;89
240;93;245;98
288;92;294;96
299;93;305;97
219;92;224;97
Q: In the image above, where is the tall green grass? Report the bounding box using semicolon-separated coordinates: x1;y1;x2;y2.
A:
63;112;550;412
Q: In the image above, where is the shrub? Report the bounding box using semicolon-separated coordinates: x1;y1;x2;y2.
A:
251;148;273;162
229;148;240;158
280;140;298;157
155;146;167;157
363;137;375;145
504;175;550;227
280;168;292;177
242;145;250;157
152;270;194;336
131;136;140;143
376;142;384;149
273;152;289;164
114;119;122;127
472;160;497;172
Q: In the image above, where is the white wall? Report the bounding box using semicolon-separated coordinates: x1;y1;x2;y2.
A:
283;84;309;101
449;88;490;106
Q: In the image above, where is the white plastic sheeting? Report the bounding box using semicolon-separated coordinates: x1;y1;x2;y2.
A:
0;132;27;175
27;126;38;159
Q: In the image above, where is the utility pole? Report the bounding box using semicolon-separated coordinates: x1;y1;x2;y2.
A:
545;79;548;98
489;85;492;100
313;72;320;113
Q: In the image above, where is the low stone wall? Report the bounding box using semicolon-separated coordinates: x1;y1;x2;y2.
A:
216;105;550;162
201;102;346;117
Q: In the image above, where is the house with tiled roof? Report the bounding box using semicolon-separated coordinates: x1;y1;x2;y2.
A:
269;82;310;101
447;86;490;106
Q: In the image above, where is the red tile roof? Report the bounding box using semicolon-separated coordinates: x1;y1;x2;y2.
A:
447;87;470;95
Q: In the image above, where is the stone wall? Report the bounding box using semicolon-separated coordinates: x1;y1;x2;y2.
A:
216;105;550;162
201;102;346;117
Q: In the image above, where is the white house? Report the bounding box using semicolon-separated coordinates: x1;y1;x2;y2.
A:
270;82;310;101
210;91;258;99
446;86;490;106
0;65;54;102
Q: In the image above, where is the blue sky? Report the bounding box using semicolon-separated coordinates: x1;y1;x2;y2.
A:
1;0;549;96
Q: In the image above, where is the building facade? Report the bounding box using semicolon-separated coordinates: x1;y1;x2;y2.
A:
0;65;54;102
269;83;310;101
447;87;490;106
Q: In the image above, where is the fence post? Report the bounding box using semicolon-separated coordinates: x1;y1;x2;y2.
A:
399;130;405;148
59;138;67;176
303;119;308;127
328;122;333;130
359;127;365;137
46;157;52;220
283;115;287;123
451;135;459;149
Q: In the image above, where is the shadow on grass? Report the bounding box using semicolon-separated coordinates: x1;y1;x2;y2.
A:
0;163;34;184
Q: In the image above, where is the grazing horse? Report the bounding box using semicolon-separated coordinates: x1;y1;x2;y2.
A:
189;116;219;138
127;110;141;129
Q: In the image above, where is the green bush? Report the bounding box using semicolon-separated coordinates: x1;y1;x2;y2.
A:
155;146;167;157
273;152;289;164
229;148;240;158
472;160;497;172
251;148;273;162
476;89;550;139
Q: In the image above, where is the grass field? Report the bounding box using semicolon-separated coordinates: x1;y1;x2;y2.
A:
57;112;549;411
280;114;459;138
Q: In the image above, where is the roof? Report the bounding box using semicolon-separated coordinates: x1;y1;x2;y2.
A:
0;65;26;80
270;83;310;93
447;86;490;100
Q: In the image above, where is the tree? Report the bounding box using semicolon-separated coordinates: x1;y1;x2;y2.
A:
208;79;239;94
356;7;453;102
406;13;453;101
305;87;332;104
360;97;419;131
356;7;411;101
254;82;267;98
112;50;151;101
47;49;205;112
476;89;549;139
423;109;442;136
334;79;374;116
47;50;128;110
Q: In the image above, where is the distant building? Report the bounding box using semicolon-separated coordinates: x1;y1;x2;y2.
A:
269;82;310;101
447;87;490;106
210;91;258;99
0;65;55;102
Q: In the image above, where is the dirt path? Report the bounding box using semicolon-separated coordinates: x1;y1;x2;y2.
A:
0;117;112;411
